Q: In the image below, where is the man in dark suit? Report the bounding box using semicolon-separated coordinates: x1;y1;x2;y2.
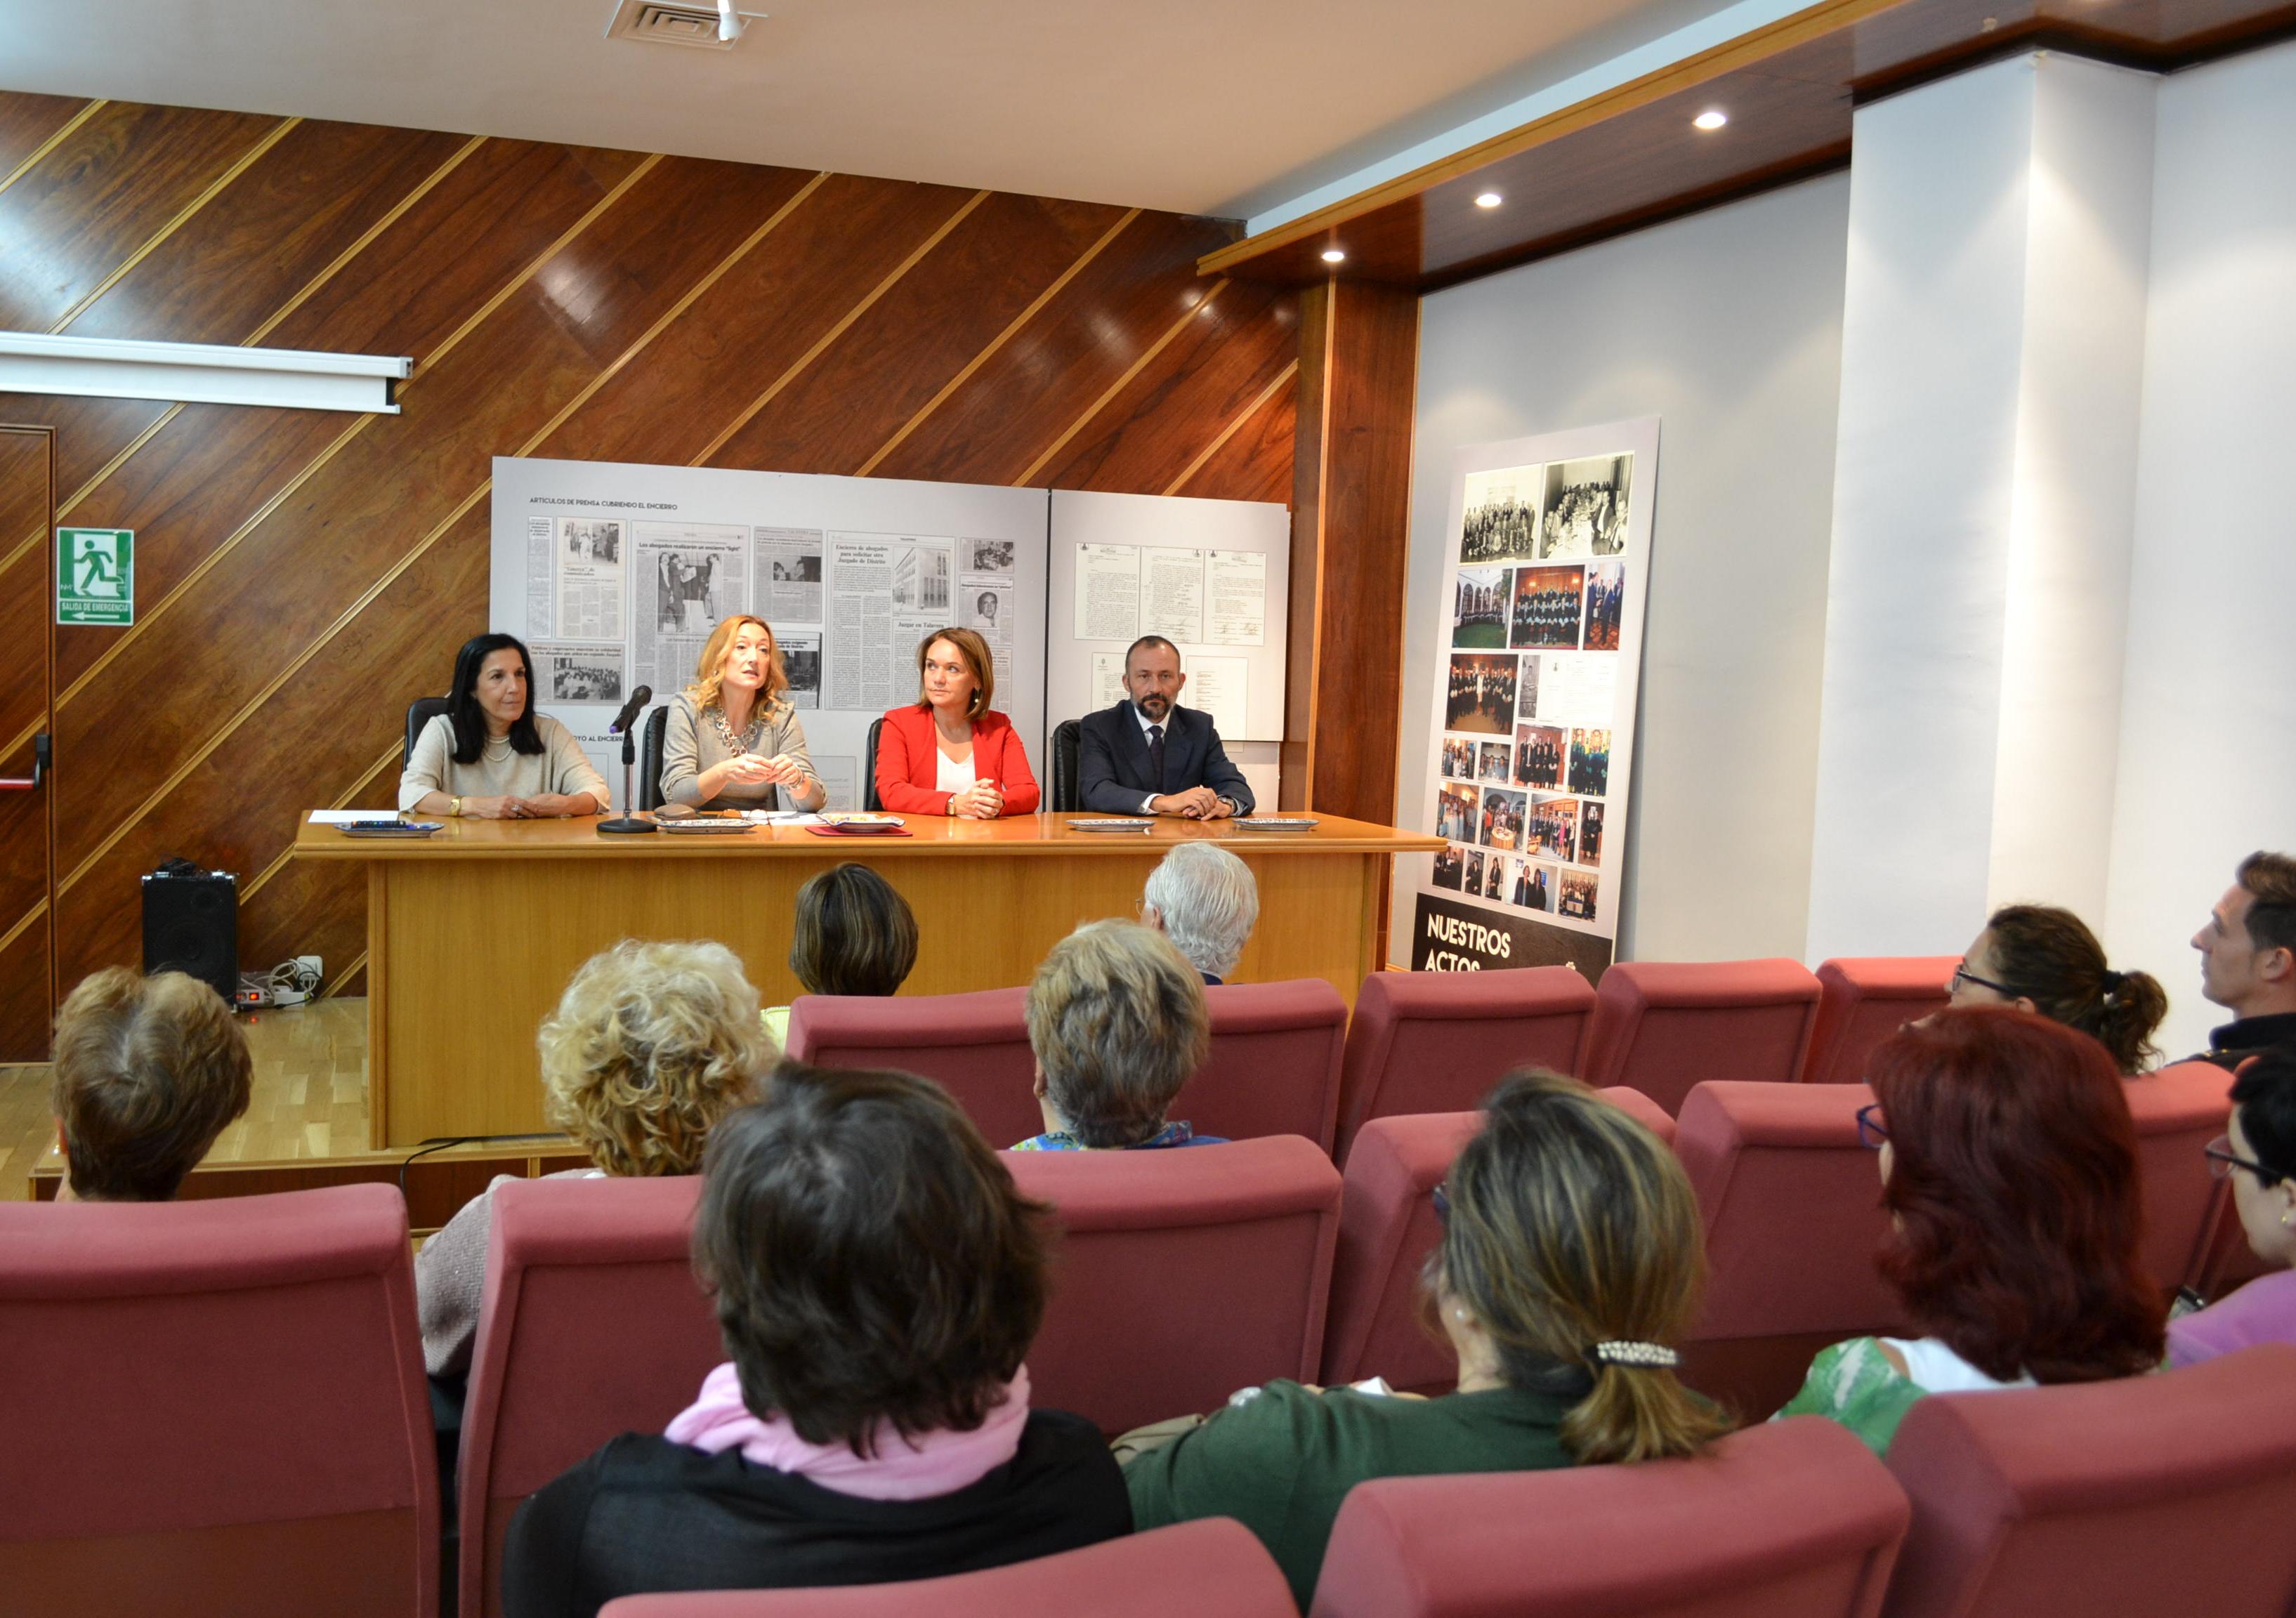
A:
1077;636;1254;817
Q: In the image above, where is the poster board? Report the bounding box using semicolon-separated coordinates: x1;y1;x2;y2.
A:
1395;419;1659;978
490;457;1049;812
1045;489;1290;810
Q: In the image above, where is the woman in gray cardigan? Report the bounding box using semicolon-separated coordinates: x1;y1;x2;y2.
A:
662;614;827;812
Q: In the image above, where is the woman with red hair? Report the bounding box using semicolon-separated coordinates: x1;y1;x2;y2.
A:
1776;1006;2164;1454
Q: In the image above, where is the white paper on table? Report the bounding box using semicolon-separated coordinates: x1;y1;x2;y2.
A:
1183;656;1249;739
309;809;397;824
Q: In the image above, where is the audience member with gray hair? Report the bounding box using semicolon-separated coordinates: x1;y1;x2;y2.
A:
1016;920;1219;1152
1141;841;1259;986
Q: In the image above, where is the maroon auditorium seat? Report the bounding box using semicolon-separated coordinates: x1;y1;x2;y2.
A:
1802;957;1958;1086
1171;978;1350;1153
459;1176;724;1618
1601;1083;1678;1145
1882;1345;2296;1618
1332;966;1594;1161
1006;1134;1341;1434
1308;1416;1908;1618
2123;1060;2238;1295
1676;1081;1911;1421
0;1185;440;1618
785;987;1040;1147
1580;958;1823;1115
597;1517;1295;1618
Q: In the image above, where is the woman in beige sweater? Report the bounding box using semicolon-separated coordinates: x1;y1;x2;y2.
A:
400;633;610;819
661;615;826;812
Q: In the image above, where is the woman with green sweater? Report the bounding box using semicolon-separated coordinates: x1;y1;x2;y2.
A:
1124;1071;1728;1608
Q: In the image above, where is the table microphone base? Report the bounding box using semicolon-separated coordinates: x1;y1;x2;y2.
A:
596;815;657;835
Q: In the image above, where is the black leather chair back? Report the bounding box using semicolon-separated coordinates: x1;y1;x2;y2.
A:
1050;719;1082;813
403;697;452;770
637;705;669;811
862;718;884;812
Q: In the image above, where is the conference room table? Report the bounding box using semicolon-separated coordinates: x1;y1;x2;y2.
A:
294;810;1444;1147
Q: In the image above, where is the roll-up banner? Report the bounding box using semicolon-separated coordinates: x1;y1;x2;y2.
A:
1404;419;1658;980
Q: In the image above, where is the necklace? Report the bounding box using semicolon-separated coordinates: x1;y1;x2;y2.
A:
710;705;763;754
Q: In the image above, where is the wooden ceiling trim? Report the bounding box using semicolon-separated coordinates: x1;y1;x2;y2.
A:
1011;277;1230;487
1198;0;1900;277
1165;357;1299;496
0;97;104;200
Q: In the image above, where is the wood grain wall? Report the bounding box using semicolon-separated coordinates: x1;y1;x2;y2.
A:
0;92;1299;1058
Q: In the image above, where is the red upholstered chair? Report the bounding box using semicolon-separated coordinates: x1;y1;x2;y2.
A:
1802;957;1959;1086
1601;1082;1678;1145
1006;1134;1341;1434
1676;1081;1912;1421
0;1185;439;1618
1171;979;1350;1153
2123;1060;2237;1295
596;1517;1295;1618
459;1175;724;1618
1580;958;1823;1115
1332;966;1594;1161
1881;1344;2296;1618
785;987;1040;1148
1308;1416;1908;1618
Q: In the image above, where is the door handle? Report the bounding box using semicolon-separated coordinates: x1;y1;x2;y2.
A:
0;732;46;791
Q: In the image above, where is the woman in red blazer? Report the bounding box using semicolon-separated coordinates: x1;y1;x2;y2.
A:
874;626;1041;817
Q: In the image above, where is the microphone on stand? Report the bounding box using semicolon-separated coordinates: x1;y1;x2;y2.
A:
598;685;660;836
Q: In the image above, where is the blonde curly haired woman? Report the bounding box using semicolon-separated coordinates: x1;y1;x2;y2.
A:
416;940;774;1379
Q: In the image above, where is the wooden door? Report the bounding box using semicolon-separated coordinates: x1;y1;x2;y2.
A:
0;426;55;1060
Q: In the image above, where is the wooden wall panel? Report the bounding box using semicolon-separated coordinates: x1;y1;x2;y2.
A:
0;428;52;1060
0;92;1300;1046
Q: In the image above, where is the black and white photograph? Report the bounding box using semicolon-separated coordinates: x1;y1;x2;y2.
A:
770;554;821;584
1514;723;1565;789
891;541;952;614
1582;559;1625;651
1568;728;1611;797
1445;652;1518;735
1458;464;1543;564
780;630;822;711
534;643;624;703
1463;848;1486;895
1515;655;1540;719
1559;870;1600;921
1537;455;1632;559
654;550;730;633
1451;566;1511;649
1479;787;1526;853
969;588;1004;634
1527;794;1580;863
1476;742;1511;784
1432;844;1467;890
1436;783;1480;843
1511;565;1585;650
1579;800;1606;867
967;538;1016;573
1441;737;1478;780
1511;860;1554;912
1483;854;1507;900
563;519;622;565
757;526;825;622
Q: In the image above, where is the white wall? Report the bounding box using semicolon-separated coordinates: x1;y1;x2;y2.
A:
2108;38;2296;1058
1398;173;1851;963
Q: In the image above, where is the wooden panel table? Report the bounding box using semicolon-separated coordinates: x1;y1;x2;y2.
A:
293;812;1442;1147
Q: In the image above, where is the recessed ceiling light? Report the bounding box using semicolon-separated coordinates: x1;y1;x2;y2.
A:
1320;248;1346;263
1474;191;1502;209
1693;109;1728;131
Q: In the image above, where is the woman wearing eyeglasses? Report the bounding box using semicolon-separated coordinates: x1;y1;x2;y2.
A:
2170;1048;2296;1364
1776;1006;2163;1455
1946;905;2167;1074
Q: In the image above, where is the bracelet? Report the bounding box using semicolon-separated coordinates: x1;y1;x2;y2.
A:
449;796;463;817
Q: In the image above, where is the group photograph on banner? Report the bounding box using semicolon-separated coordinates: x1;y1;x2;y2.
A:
1408;419;1658;978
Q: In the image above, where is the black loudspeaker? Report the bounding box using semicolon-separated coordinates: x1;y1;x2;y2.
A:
141;860;238;1004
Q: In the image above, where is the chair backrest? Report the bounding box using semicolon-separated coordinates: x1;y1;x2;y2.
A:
1006;1135;1342;1434
785;987;1040;1147
862;716;883;811
1803;957;1958;1086
1676;1081;1911;1421
459;1176;723;1618
1882;1344;2296;1618
1172;978;1349;1153
1050;718;1082;813
598;1517;1296;1618
405;695;451;769
1308;1416;1908;1618
1582;958;1823;1115
2125;1060;2238;1295
1320;1110;1481;1394
1333;966;1594;1161
0;1185;439;1618
637;704;669;811
1601;1082;1679;1144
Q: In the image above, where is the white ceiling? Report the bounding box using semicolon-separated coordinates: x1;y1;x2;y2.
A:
0;0;1742;220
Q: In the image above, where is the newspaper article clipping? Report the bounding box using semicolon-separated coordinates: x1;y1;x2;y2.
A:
556;519;624;639
635;522;748;694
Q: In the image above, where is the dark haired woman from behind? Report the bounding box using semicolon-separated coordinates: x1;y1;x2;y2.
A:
2168;1046;2296;1364
500;1063;1129;1618
399;632;608;820
1947;903;2167;1074
761;863;919;1048
1778;1006;2164;1454
1124;1070;1727;1609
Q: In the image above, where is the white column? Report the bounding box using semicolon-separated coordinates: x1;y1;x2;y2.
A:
1805;51;2158;960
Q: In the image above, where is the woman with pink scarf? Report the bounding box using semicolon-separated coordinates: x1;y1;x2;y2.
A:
501;1063;1129;1618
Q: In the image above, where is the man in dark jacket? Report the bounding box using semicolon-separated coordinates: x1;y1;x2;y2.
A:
1077;636;1254;817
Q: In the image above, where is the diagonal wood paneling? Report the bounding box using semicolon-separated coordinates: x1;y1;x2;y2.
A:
0;91;1299;1045
0;95;99;194
0;428;52;1060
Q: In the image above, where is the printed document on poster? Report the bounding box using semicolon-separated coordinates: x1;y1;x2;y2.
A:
556;518;626;640
827;533;953;711
530;640;625;705
524;517;554;634
780;630;822;711
1074;542;1141;642
1205;550;1267;646
1536;652;1617;725
756;527;824;623
1141;547;1205;643
960;534;1017;682
634;522;747;695
1184;655;1249;739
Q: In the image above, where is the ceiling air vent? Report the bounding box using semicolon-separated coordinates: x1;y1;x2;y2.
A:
605;0;756;50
